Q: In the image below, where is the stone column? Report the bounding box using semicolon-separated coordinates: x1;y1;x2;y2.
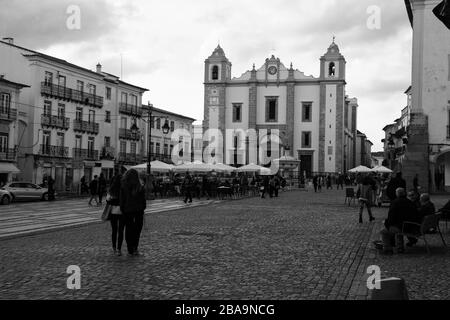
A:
318;84;326;172
286;83;295;157
402;113;429;192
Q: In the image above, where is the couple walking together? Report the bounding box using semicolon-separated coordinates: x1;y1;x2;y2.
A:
106;169;146;256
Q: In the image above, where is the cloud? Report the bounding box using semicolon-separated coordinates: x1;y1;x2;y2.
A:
0;0;414;151
0;0;130;50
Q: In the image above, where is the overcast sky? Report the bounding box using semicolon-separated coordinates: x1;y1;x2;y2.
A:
0;0;413;151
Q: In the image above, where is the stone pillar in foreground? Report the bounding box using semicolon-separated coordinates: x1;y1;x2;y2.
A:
402;113;429;193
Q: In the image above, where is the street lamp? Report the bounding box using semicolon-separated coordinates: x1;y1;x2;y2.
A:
387;134;395;170
131;101;170;199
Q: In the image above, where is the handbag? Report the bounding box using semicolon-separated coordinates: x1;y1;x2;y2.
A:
101;203;112;221
111;205;122;215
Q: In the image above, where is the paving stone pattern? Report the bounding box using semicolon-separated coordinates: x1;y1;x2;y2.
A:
0;189;449;300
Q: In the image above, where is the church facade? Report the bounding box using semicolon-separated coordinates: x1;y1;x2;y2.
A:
202;41;358;176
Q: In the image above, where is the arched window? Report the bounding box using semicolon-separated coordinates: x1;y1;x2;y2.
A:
212;65;219;80
328;62;335;77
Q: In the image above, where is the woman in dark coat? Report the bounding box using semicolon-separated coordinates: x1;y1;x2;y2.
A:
108;174;125;256
120;169;146;256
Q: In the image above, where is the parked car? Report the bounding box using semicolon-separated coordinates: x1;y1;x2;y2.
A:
1;182;51;202
0;188;12;205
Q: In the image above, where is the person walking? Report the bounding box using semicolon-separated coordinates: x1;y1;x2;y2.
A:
337;173;344;190
80;175;88;195
202;174;210;200
326;175;332;190
108;174;125;256
273;175;280;197
47;176;55;201
317;176;323;192
261;175;270;199
357;175;376;223
313;175;318;192
183;172;193;203
88;176;99;206
98;173;107;205
120;169;146;256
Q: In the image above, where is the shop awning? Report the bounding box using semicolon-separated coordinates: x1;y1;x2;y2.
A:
0;163;20;174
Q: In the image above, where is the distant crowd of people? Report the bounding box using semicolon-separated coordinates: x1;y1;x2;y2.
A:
150;173;288;202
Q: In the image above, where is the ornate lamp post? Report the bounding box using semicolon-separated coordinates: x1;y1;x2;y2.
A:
130;101;170;199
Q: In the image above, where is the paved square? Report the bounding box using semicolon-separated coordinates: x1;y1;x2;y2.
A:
0;189;449;300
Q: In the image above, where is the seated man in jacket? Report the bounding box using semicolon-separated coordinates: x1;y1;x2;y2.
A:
380;188;420;254
407;193;436;246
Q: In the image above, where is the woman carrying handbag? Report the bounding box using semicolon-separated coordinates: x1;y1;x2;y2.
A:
108;173;125;256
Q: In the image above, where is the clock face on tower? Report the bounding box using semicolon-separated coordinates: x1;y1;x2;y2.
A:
268;66;277;75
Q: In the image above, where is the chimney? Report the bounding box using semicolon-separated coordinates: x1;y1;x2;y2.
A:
2;37;14;44
96;63;102;73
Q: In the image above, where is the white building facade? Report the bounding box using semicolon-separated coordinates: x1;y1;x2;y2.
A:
0;38;148;191
203;42;358;176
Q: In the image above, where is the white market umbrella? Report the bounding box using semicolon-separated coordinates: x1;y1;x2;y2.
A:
348;165;372;173
370;165;393;173
131;160;173;173
259;167;273;176
236;163;271;175
172;160;215;173
213;163;236;173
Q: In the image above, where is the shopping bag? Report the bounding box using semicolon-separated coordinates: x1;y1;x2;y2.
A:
101;203;112;221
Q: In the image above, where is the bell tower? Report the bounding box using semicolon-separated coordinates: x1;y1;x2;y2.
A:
320;38;346;80
203;45;232;163
318;39;347;173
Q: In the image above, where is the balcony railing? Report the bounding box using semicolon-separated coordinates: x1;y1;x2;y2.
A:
0;108;17;122
119;128;141;141
41;82;103;108
73;120;99;134
147;154;172;163
118;152;142;163
72;148;99;161
41;115;70;130
39;145;69;158
0;148;16;161
119;103;143;117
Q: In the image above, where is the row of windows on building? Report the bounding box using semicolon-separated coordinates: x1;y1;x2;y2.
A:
42;99;189;132
229;100;313;123
44;71;139;104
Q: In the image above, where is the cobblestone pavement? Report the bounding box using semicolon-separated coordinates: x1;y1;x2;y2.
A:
0;198;218;239
0;188;449;300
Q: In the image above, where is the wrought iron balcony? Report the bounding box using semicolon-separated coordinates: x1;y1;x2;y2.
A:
73;120;99;134
0;148;16;161
119;128;141;141
119;103;143;117
118;152;142;163
147;154;172;163
72;148;99;161
41;115;70;130
39;144;69;158
41;82;103;108
0;108;17;122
